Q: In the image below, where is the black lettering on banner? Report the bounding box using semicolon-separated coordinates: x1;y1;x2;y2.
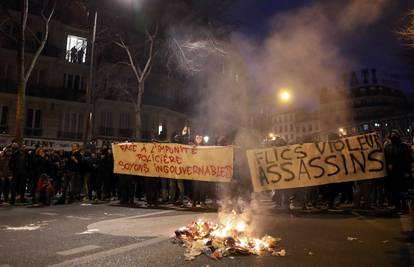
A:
325;155;340;176
373;134;382;149
350;151;366;173
298;159;312;180
345;138;359;152
365;134;374;148
258;165;269;186
367;149;385;172
334;140;345;152
314;142;327;155
357;136;367;150
308;157;325;178
265;150;275;164
267;164;282;184
272;147;279;161
255;152;265;164
294;146;307;159
281;148;292;160
281;162;295;181
340;153;349;175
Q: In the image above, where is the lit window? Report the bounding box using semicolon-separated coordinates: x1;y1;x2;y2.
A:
66;35;88;63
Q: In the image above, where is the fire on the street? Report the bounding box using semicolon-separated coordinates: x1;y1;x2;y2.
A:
172;210;285;261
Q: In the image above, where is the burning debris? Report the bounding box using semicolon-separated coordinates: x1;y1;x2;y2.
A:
172;211;284;261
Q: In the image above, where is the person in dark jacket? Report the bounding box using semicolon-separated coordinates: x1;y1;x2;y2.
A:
96;145;113;201
31;148;48;204
9;142;29;205
384;130;412;213
56;143;83;204
0;147;11;204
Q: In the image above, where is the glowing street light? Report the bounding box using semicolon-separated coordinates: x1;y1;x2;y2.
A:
278;89;291;103
158;124;163;135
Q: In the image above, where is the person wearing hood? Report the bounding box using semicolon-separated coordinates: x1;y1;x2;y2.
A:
384;130;412;213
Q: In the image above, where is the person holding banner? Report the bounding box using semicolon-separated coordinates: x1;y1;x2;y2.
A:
192;135;207;208
168;133;185;206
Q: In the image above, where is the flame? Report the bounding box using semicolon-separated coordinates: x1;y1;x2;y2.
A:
174;210;283;260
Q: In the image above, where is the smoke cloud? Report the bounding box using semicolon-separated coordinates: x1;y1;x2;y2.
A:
165;0;392;211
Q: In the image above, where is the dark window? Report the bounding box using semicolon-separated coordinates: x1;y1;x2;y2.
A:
26;109;41;129
25;108;42;136
0;106;8;134
68;74;73;89
74;75;80;90
0;106;8;126
64;73;84;90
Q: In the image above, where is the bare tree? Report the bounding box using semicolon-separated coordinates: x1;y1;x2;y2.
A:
165;29;227;75
1;0;56;144
114;28;157;139
398;10;414;48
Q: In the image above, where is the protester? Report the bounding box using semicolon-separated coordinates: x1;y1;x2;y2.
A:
192;135;207;207
96;145;113;201
168;133;185;206
36;174;54;205
384;130;412;213
0;147;11;204
31;147;48;204
56;143;82;204
9;142;29;205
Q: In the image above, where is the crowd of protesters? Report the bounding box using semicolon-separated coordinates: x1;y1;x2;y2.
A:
0;128;413;214
267;129;414;214
0;128;226;208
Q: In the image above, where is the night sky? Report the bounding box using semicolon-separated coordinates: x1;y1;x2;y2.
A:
225;0;414;97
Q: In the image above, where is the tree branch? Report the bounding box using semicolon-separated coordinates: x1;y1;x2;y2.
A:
24;0;56;82
115;37;143;82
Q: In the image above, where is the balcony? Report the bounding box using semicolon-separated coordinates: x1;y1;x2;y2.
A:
98;127;114;137
57;131;82;140
24;128;42;137
118;128;134;138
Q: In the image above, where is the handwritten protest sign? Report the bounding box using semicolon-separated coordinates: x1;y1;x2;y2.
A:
112;143;233;182
247;133;386;192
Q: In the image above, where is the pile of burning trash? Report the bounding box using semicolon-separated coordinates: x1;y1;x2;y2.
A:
172;211;285;261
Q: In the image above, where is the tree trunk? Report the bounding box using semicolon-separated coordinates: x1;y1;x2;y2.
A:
15;0;28;144
135;82;144;140
15;80;26;144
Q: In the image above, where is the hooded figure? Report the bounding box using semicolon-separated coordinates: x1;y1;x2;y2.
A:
384;129;412;212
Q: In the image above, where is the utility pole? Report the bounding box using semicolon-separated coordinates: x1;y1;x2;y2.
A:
83;10;97;147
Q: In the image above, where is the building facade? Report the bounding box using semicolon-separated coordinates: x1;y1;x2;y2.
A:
266;68;412;143
0;8;192;149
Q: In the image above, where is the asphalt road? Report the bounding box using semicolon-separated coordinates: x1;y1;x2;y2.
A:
0;202;413;267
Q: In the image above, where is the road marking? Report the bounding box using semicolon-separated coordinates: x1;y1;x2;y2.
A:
41;212;59;216
123;210;174;219
66;215;91;220
49;211;174;266
48;236;168;267
57;245;101;256
77;229;100;235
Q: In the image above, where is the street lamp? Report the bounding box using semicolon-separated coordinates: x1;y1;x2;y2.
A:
278;89;291;103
